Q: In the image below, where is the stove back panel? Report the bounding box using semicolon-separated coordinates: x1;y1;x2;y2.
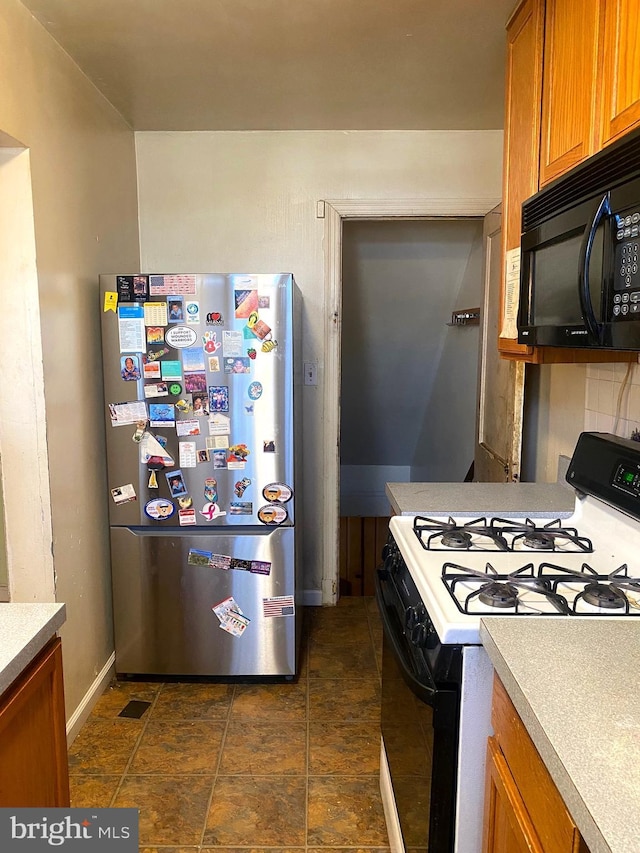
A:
567;432;640;521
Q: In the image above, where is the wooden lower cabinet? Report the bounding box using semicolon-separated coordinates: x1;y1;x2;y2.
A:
0;637;70;807
483;675;589;853
484;736;544;853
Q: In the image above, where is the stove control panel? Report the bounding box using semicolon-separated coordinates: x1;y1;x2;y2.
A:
613;461;640;497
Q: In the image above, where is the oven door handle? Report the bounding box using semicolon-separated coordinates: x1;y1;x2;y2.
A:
375;567;438;705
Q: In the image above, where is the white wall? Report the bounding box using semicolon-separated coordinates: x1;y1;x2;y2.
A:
584;362;640;437
523;360;640;483
0;0;140;719
136;130;503;590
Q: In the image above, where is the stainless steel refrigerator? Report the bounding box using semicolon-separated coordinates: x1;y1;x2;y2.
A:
99;273;302;678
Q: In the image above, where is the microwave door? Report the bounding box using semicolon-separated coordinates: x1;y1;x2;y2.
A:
519;198;606;347
578;193;610;345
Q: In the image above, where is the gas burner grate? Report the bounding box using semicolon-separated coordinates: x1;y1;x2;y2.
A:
539;563;640;615
413;516;509;552
441;561;571;615
488;517;594;553
413;515;593;553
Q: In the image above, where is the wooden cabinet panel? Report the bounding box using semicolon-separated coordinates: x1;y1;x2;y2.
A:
600;0;640;146
540;0;601;185
0;637;70;807
490;674;587;853
498;0;544;359
483;736;544;853
339;516;389;596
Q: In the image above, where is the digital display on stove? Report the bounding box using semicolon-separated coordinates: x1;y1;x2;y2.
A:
613;461;640;496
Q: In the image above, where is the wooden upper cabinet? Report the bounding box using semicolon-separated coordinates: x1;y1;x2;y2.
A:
599;0;640;147
539;0;601;186
498;0;544;359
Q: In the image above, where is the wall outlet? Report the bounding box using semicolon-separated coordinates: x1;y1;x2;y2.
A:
304;362;318;386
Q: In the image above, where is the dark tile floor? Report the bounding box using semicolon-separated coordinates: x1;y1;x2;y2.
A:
68;596;390;852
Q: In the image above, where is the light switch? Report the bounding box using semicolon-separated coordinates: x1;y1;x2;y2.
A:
304;362;317;386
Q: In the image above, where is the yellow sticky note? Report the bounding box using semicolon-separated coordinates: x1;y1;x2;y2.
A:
104;291;118;312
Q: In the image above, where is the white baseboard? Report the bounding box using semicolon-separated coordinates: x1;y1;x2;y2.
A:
302;588;323;606
380;737;404;853
66;652;116;745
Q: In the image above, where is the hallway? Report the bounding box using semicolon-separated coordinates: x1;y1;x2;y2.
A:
68;597;389;850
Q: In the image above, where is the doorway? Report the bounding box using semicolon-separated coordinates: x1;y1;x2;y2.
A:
338;218;485;595
320;198;500;604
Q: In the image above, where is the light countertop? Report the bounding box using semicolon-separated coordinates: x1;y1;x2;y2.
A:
385;481;575;518
480;617;640;853
0;603;66;695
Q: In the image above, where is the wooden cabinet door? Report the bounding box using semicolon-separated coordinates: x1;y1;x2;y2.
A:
599;0;640;146
539;0;601;185
483;736;544;853
0;638;70;807
498;0;544;359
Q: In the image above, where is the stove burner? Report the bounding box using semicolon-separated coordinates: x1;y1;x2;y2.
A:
522;532;554;550
478;581;518;608
581;582;627;610
441;530;473;549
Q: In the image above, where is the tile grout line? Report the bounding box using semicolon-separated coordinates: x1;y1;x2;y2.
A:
108;681;164;808
198;682;237;848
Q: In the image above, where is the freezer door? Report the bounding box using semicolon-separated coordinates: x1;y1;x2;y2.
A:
100;273;295;528
110;526;299;677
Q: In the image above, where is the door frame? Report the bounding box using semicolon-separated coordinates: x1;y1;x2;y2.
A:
321;197;501;604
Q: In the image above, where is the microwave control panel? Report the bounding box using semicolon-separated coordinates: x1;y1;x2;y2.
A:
612;211;640;319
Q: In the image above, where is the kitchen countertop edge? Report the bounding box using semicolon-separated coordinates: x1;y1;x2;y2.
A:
0;603;67;696
385;482;574;517
479;619;611;853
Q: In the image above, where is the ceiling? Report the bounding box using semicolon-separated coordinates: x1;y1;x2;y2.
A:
21;0;516;131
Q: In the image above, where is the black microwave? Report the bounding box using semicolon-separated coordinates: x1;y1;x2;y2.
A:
518;126;640;349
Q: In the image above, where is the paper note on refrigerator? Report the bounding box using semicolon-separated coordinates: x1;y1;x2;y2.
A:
118;304;146;353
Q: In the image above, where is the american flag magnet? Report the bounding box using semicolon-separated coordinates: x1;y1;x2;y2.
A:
262;596;295;618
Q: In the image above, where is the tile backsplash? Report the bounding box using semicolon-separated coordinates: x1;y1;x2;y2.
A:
585;361;640;439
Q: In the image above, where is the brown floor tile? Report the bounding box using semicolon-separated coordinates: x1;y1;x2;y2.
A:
308;678;381;721
309;642;380;679
309;722;380;775
220;721;306;774
308;613;374;646
203;849;306;853
336;596;368;611
307;776;389;846
90;680;161;718
69;774;121;808
113;775;213;846
151;682;235;720
230;682;307;721
140;849;199;853
308;849;390;853
130;720;226;774
68;719;144;773
364;595;380;615
203;776;306;846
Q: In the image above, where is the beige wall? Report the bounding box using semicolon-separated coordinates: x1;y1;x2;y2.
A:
135;129;503;591
0;0;140;719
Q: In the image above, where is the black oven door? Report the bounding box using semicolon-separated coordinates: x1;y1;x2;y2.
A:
376;569;459;853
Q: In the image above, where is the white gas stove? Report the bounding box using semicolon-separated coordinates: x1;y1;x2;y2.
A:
378;432;640;853
389;493;640;646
